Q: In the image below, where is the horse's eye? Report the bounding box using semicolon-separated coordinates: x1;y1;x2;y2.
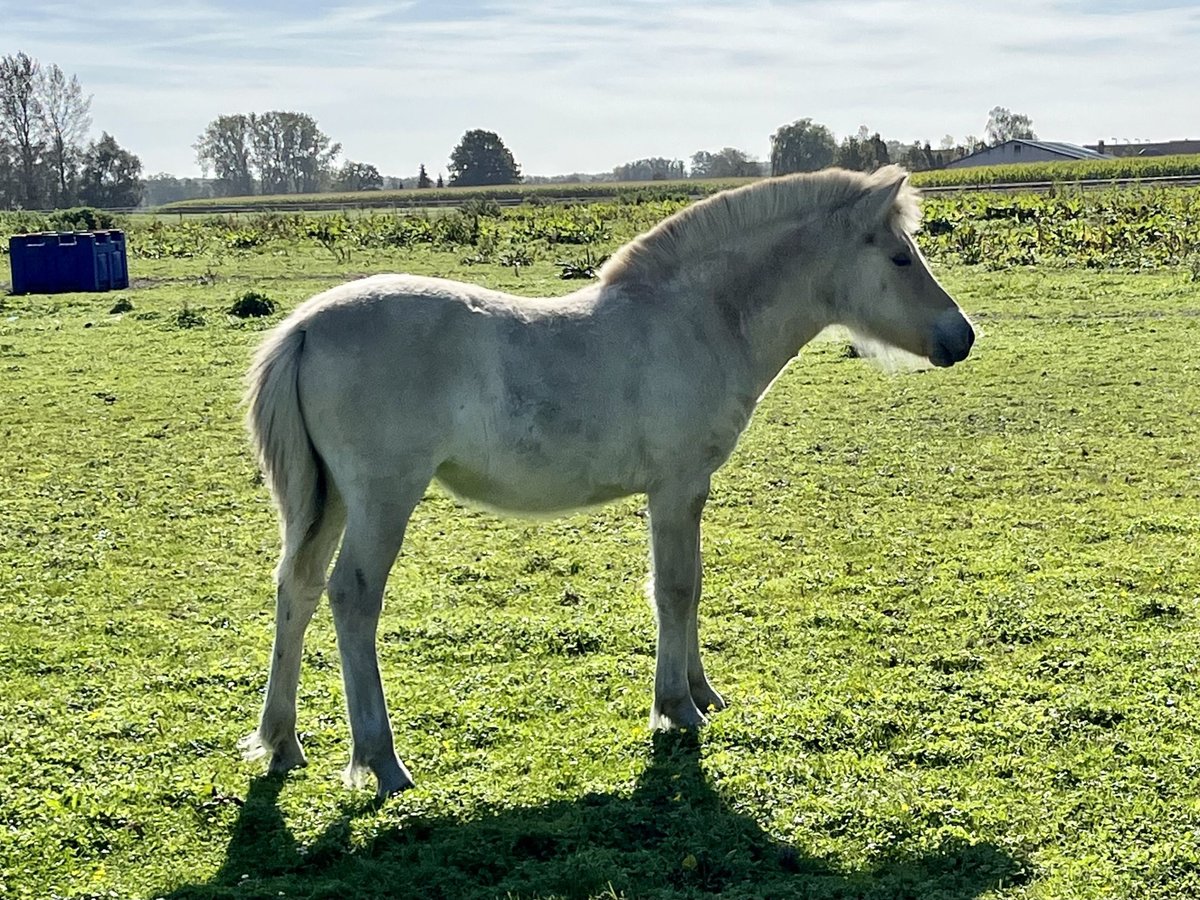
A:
891;253;912;267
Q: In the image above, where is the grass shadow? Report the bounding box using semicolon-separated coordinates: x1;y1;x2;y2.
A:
162;732;1028;899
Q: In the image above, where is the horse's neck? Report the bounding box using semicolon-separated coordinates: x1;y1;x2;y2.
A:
602;215;833;396
691;250;830;397
741;286;827;395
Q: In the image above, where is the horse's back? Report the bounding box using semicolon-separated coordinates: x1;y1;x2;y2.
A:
292;273;506;341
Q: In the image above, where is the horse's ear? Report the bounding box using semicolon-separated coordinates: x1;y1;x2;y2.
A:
861;167;910;226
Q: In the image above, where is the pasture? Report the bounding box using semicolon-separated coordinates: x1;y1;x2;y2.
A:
2;192;1200;898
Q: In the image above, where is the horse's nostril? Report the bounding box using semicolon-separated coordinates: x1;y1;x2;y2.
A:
927;314;975;367
932;312;975;364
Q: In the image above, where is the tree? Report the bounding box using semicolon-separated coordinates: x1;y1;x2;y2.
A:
196;111;340;196
0;54;98;209
689;147;760;179
898;141;938;172
835;137;867;172
194;114;255;196
836;129;890;172
0;52;45;207
38;64;91;207
0;135;18;207
249;111;340;194
448;129;521;187
867;133;890;170
612;157;686;181
417;163;432;189
78;132;142;207
769;118;837;175
985;106;1036;145
334;160;382;192
435;173;444;189
689;150;715;178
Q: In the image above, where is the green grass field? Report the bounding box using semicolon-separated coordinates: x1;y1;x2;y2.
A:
3;213;1200;899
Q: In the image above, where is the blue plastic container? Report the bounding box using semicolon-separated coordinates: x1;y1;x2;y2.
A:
8;230;129;294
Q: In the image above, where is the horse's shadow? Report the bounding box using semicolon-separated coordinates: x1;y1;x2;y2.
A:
163;732;1027;899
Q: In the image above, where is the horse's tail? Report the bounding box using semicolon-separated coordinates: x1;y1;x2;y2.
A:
245;321;326;561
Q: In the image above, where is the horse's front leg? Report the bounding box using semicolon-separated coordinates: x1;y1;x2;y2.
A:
647;479;722;730
685;542;726;716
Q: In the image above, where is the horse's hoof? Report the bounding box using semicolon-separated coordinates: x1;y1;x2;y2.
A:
238;730;268;762
268;749;308;775
650;699;708;731
374;760;415;798
375;775;415;799
691;682;727;713
345;757;414;797
240;729;307;773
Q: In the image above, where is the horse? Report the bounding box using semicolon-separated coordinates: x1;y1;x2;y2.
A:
240;165;975;796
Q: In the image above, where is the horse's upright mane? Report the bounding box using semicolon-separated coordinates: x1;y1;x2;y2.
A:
600;165;920;285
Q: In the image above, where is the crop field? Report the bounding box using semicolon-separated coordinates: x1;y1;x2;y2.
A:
7;184;1199;274
911;153;1200;190
2;190;1200;899
152;180;752;214
141;154;1200;216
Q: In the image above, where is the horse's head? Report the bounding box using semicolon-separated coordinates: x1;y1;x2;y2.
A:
830;166;974;368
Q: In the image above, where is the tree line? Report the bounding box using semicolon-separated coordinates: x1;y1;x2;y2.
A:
613;107;1037;182
0;52;143;209
0;52;527;209
194;118;521;198
3;49;1041;209
767;107;1035;177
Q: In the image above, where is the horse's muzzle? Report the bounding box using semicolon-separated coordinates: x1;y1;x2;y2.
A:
928;312;975;368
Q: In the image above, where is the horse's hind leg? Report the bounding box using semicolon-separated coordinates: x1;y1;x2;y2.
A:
327;476;428;796
241;491;346;773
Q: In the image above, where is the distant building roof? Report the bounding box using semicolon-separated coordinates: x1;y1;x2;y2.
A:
1087;139;1200;158
947;139;1111;168
1018;140;1110;160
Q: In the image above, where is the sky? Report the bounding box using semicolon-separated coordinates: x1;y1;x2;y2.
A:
4;0;1199;179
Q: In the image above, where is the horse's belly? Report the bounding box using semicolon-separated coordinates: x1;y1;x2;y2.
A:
433;455;638;515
